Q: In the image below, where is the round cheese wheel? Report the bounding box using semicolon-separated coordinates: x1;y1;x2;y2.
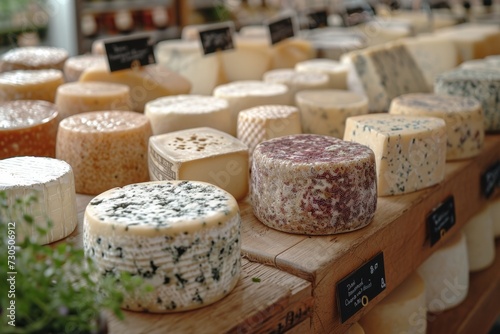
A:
345;322;365;334
463;206;495;272
63;54;107;82
56;111;152;195
0;100;58;159
251;134;377;235
0;46;68;72
83;180;241;312
0;69;64;103
295;59;349;90
0;157;77;244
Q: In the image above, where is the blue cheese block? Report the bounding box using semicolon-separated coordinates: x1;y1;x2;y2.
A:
434;68;500;132
83;181;241;313
389;93;484;161
344;114;447;196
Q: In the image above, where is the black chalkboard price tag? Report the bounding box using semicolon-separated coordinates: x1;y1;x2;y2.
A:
307;9;328;29
427;196;456;246
104;36;155;72
481;161;500;198
336;252;386;323
198;23;235;55
267;15;296;45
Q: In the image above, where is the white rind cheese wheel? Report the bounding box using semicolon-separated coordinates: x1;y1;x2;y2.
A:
144;95;232;135
237;105;302;160
63;54;107;82
0;157;77;244
213;80;290;136
0;100;58;159
294;59;349;90
463;206;495;272
389;93;484;161
344;114;447;196
0;69;64;103
359;272;427;334
251;134;377;235
56;111;152;195
296;89;368;138
149;127;249;201
488;198;500;238
434;68;500;132
0;46;68;72
83;180;241;313
417;232;469;312
55;82;131;120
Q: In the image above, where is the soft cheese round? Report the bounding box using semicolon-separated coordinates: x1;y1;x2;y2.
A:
145;95;231;135
0;46;68;72
83;180;241;312
251;134;377;235
0;100;58;159
0;69;64;102
63;54;107;82
389;93;484;160
56;111;152;195
463;206;495;272
0;157;77;244
295;58;349;89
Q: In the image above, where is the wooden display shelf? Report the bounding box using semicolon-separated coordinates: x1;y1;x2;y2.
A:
428;239;500;334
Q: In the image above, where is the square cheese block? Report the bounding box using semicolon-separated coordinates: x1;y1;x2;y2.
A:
344;114;447;196
0;46;68;72
149;127;249;201
0;69;64;103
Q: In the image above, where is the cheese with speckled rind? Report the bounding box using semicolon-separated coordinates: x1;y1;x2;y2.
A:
0;157;77;244
434;68;500;133
79;64;191;112
237;105;302;160
144;95;231;135
463;206;495;272
296;89;368;138
83;180;241;313
251;134;376;235
63;54;107;82
359;272;427;334
56;111;152;195
488;198;500;238
0;46;68;72
0;100;58;159
0;69;64;103
417;232;469;312
294;59;349;90
389;93;484;161
149;127;249;201
55;82;132;120
344;114;447;196
213;80;290;136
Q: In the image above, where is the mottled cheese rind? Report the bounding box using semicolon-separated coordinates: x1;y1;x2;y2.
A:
83;181;241;312
463;206;495;272
56;111;152;195
296;89;368;138
417;232;469;312
0;46;68;72
144;95;232;135
294;59;349;90
251;134;377;235
63;54;107;82
0;100;58;159
488;198;500;238
0;157;77;245
149;127;249;201
389;93;484;161
359;272;427;334
0;69;64;103
344;114;447;196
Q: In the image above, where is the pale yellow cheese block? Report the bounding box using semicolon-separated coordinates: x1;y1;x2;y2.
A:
0;69;64;103
463;206;495;272
0;46;68;72
63;54;107;82
79;64;191;112
488;198;500;238
270;38;316;70
295;59;349;90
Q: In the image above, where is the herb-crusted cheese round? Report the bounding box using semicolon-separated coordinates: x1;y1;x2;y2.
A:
83;180;241;313
251;134;377;235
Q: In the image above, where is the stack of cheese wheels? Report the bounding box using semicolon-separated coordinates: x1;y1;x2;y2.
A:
63;54;106;82
295;90;368;138
213;81;290;136
344;114;447;196
55;82;132;120
0;100;58;159
294;59;349;90
434;68;500;132
463;206;495;272
79;64;192;112
251;134;377;235
389;93;484;161
359;272;427;333
0;157;78;244
262;69;330;105
237;105;302;159
56;111;152;195
417;232;469;312
0;70;64;102
0;46;68;72
149;127;249;201
83;180;241;312
144;95;232;135
488;198;500;238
